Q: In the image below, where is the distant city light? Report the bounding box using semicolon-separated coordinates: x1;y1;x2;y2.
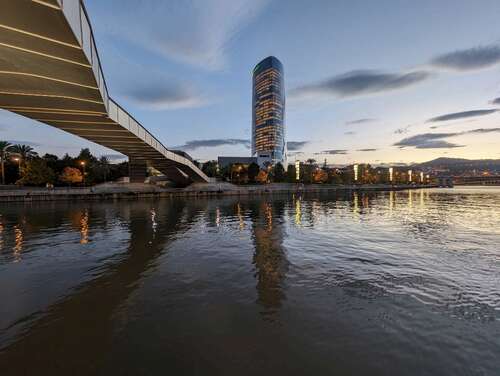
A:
389;167;394;182
408;170;412;183
295;160;300;181
354;164;359;181
420;172;424;183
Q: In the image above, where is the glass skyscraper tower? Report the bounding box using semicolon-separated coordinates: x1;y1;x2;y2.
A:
252;56;285;166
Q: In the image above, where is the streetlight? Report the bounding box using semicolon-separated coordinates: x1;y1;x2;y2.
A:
389;167;394;184
13;157;21;177
80;161;86;186
408;169;412;183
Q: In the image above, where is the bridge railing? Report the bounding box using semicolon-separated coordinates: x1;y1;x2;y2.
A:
56;0;208;181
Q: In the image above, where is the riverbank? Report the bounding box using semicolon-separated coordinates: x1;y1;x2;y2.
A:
0;182;438;203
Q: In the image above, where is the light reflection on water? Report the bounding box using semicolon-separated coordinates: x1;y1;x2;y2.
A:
0;187;499;375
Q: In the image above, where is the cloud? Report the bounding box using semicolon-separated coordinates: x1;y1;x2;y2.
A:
491;97;500;105
413;140;464;149
466;127;500;134
174;138;250;151
124;81;207;110
394;133;462;149
93;41;210;111
427;109;498;123
393;127;500;149
357;148;377;152
315;149;348;155
431;44;500;71
287;141;309;151
394;125;413;134
291;69;431;99
91;0;269;70
346;118;377;125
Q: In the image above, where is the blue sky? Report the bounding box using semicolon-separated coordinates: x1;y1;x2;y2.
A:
2;0;500;164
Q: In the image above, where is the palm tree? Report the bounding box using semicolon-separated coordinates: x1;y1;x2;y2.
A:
306;158;316;183
0;141;13;185
11;144;38;165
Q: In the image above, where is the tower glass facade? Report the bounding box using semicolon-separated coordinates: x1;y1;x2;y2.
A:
252;56;285;166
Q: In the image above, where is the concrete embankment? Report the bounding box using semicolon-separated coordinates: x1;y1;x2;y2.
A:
0;183;437;203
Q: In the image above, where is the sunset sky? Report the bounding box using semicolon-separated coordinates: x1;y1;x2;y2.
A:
1;0;500;165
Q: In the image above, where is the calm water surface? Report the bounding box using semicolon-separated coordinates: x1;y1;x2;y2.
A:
0;187;499;375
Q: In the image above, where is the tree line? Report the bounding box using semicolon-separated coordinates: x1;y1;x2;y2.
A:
0;141;128;186
200;159;428;185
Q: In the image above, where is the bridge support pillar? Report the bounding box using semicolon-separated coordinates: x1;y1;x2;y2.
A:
129;159;148;183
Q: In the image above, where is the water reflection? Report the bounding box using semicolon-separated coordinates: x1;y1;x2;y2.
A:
249;200;288;320
0;200;191;374
80;210;89;244
13;224;23;261
294;195;302;226
0;188;499;375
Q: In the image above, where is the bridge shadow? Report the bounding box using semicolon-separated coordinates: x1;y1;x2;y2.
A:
0;199;194;375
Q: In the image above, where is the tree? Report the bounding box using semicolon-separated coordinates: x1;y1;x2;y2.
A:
95;156;111;182
328;169;342;184
286;164;296;182
255;169;268;184
313;168;328;183
202;160;218;177
59;167;83;186
16;159;55;186
247;162;260;183
230;164;248;184
273;162;286;182
0;141;12;185
305;158;317;183
11;144;38;165
76;148;97;165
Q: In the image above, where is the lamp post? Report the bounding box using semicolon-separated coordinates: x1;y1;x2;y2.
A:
13;157;21;177
80;161;86;186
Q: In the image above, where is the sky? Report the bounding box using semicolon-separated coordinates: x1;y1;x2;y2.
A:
1;0;500;165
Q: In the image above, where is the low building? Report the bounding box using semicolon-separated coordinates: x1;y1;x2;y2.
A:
218;156;258;169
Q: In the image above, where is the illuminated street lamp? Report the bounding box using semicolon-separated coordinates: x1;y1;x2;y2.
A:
389;167;394;183
420;172;424;184
12;157;21;180
353;164;359;182
80;161;86;186
408;169;412;183
295;160;300;181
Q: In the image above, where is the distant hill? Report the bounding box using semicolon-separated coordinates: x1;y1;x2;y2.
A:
414;158;500;174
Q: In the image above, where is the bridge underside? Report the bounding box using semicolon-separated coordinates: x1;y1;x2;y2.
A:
0;0;207;185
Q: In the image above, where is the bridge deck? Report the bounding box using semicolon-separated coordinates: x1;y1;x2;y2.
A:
0;0;209;184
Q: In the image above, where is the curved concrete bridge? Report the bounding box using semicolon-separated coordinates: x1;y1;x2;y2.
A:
0;0;209;185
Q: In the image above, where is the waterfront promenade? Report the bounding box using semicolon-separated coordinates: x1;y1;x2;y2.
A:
0;182;435;202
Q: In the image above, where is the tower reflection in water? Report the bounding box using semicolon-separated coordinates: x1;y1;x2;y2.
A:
248;199;288;320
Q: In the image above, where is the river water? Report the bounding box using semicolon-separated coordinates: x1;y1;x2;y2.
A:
0;187;499;375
